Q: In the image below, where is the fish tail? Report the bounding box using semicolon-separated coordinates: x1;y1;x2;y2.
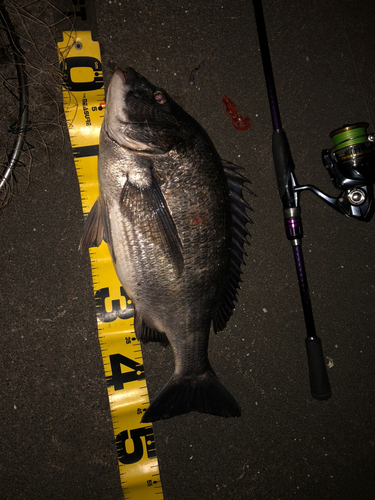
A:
141;367;241;422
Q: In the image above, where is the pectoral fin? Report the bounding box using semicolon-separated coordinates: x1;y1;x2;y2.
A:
79;198;104;254
121;175;184;277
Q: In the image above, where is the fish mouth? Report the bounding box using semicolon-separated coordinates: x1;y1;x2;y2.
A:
104;67;150;151
123;67;136;87
110;67;136;92
107;68;134;103
104;68;180;154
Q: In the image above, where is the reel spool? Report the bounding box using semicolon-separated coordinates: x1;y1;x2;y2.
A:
322;122;375;221
295;122;375;222
326;122;375;188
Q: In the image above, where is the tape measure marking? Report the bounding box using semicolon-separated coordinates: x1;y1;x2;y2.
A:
57;31;164;500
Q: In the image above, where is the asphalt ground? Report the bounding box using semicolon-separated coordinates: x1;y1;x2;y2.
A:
1;1;374;499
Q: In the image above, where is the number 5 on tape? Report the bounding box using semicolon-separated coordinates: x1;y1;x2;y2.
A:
57;31;164;500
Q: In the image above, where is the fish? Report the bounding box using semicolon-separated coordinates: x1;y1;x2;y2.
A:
80;67;252;422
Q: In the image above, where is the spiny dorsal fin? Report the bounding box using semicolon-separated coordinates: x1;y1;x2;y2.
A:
213;163;254;333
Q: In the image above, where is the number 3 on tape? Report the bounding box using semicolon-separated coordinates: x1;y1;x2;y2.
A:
57;31;164;500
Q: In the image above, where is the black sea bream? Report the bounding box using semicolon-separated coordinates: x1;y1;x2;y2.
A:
80;68;252;422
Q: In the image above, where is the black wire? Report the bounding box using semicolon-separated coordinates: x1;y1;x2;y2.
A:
0;0;29;191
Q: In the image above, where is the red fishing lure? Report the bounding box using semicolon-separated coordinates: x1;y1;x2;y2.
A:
222;95;251;131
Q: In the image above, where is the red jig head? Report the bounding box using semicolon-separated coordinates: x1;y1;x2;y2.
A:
222;95;251;132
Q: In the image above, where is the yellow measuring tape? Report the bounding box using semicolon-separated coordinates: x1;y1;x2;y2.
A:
57;31;164;500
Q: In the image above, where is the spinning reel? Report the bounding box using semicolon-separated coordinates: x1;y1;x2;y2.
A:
295;122;375;222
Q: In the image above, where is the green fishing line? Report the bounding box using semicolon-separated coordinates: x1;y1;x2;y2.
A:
330;123;368;150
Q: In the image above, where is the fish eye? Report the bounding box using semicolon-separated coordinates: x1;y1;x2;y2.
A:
153;91;167;105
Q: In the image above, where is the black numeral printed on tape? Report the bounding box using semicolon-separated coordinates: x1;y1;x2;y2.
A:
106;354;145;390
62;56;103;92
116;427;157;465
95;286;135;323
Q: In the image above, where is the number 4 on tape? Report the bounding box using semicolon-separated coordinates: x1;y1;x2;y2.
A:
57;31;164;500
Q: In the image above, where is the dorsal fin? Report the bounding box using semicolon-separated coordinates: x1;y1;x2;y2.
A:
213;163;254;333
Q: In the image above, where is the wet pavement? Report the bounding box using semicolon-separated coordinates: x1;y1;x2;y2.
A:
1;1;374;499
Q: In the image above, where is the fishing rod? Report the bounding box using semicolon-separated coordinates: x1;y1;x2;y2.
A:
252;0;375;400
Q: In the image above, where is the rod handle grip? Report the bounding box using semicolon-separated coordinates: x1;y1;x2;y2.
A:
305;336;332;400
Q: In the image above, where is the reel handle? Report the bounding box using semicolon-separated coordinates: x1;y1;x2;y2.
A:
305;336;332;400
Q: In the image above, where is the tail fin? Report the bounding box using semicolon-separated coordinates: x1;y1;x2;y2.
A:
141;367;241;422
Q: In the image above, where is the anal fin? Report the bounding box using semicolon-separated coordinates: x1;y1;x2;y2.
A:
134;312;169;346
